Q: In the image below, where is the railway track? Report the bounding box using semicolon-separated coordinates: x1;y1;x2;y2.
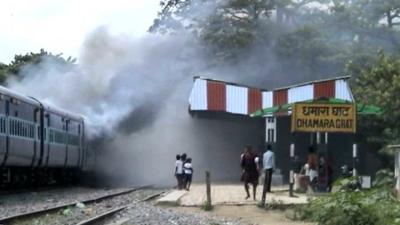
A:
75;191;164;225
0;186;159;225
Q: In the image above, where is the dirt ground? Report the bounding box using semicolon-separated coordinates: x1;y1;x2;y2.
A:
169;205;315;225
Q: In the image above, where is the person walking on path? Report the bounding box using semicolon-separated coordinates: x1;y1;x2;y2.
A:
261;144;275;206
183;158;193;190
241;146;260;200
174;154;184;190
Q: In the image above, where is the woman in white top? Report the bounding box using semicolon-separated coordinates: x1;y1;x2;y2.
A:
183;158;193;191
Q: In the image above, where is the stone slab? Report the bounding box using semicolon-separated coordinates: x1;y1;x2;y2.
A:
156;190;187;206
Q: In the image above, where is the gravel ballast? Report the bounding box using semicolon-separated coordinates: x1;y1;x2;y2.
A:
0;187;135;219
7;189;162;225
111;202;247;225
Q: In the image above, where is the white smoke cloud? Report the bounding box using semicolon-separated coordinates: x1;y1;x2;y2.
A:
7;27;207;138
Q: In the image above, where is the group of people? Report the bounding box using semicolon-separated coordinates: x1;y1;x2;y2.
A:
240;144;275;201
296;146;333;192
174;153;193;191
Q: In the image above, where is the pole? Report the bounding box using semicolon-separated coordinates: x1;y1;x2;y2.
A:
205;171;212;210
325;132;329;191
353;144;357;177
289;143;295;197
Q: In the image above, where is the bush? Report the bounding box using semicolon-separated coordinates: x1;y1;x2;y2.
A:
294;187;400;225
373;169;395;188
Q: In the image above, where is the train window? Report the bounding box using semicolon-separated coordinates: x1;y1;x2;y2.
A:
0;118;4;133
49;129;53;143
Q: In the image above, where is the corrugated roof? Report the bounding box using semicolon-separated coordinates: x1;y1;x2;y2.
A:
189;76;354;116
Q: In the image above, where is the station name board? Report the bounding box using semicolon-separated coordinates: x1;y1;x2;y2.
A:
291;103;356;133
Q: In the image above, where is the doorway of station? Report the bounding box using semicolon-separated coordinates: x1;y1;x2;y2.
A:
269;116;355;191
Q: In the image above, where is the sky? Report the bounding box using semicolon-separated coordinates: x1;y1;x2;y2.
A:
0;0;160;64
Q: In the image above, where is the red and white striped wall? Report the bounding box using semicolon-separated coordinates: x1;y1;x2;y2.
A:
189;76;353;116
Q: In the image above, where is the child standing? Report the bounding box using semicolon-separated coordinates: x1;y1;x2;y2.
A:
183;158;193;191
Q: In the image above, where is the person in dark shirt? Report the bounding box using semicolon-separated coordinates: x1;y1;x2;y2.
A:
241;146;260;200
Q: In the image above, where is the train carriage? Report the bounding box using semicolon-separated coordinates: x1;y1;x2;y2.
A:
0;86;87;187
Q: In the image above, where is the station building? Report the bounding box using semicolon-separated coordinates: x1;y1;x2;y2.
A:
188;76;382;184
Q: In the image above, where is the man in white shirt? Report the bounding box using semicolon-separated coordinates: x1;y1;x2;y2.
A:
261;144;275;205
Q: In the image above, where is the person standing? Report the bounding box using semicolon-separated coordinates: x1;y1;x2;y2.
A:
180;153;187;188
183;158;193;191
174;154;184;190
308;146;318;191
261;144;275;206
241;146;259;200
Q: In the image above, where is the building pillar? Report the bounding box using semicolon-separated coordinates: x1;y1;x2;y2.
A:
265;116;277;144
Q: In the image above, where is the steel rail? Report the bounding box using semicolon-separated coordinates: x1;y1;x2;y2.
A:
75;191;165;225
0;186;149;224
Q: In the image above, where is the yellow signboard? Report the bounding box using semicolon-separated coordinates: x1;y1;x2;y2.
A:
291;103;356;133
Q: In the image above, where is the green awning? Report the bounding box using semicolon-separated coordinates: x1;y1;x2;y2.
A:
250;98;382;118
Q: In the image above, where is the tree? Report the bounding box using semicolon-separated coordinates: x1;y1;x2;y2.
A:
351;52;400;146
0;49;75;84
150;0;400;78
151;0;279;60
0;63;8;83
353;0;400;28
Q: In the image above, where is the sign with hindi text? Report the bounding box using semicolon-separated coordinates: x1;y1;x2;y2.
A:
291;103;356;133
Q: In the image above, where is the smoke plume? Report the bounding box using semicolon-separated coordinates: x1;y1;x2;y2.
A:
7;0;384;186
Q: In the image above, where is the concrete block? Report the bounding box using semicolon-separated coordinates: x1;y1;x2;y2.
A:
156;190;187;206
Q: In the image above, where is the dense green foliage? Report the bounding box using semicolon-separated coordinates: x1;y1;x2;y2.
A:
151;0;400;77
349;53;400;156
0;49;75;84
295;172;398;225
295;187;400;225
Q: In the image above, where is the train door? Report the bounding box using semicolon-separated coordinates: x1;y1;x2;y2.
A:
43;114;50;167
64;118;69;168
0;96;8;166
78;123;82;168
34;108;42;167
